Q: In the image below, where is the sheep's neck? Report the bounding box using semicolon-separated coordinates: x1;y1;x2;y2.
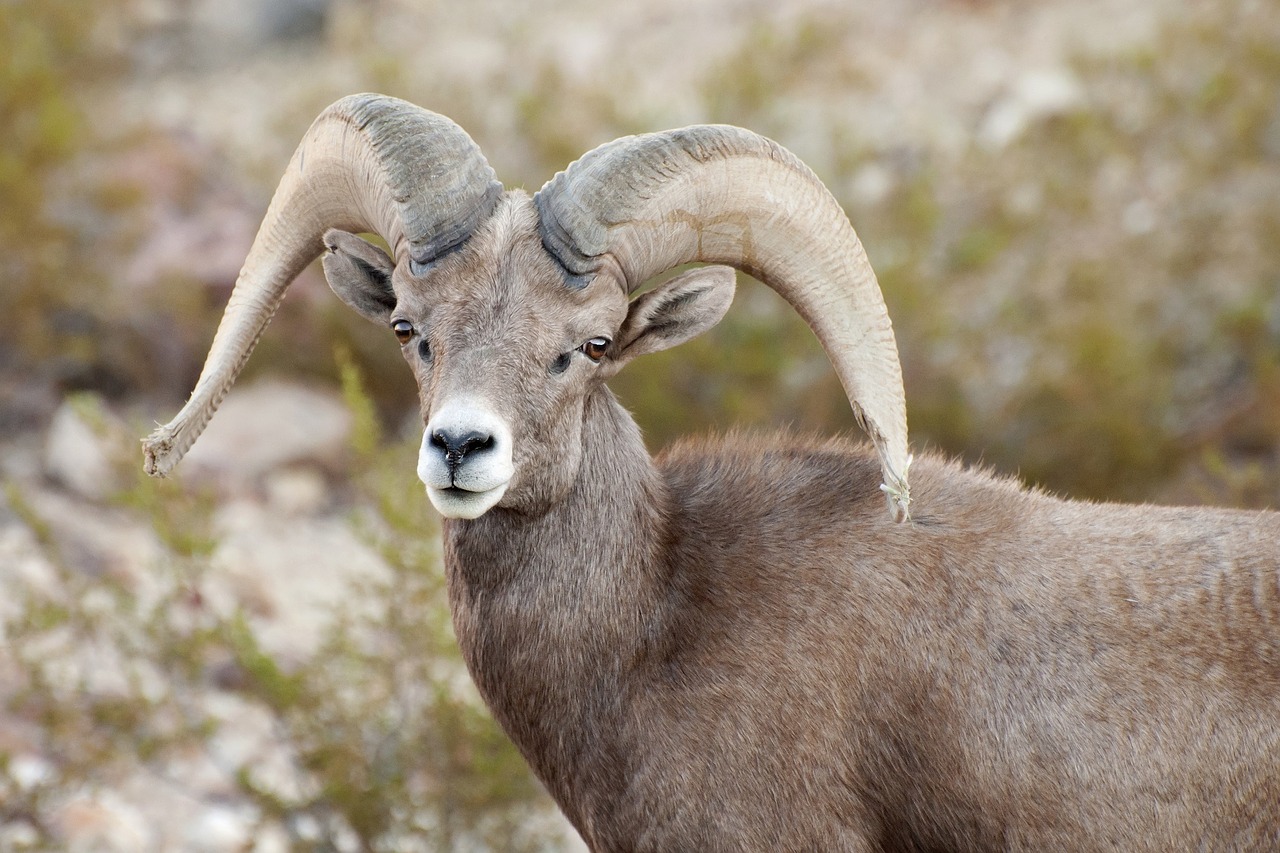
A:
441;388;665;827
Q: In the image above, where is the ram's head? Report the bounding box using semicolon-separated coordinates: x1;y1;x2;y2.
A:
142;94;911;521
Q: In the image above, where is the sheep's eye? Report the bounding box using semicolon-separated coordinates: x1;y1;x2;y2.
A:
391;320;414;345
579;337;609;362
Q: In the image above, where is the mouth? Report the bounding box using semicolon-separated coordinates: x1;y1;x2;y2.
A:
426;481;508;519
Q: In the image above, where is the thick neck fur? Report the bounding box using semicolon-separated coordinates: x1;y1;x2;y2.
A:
443;390;1280;850
442;388;665;832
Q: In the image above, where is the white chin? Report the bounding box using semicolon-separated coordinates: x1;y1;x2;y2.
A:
427;483;508;519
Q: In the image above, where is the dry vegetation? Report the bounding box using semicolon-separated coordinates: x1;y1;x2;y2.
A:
1;0;1277;848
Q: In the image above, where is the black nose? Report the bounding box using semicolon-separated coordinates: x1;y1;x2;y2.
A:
430;429;495;469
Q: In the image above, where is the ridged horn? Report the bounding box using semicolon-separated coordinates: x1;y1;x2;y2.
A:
534;126;912;521
143;93;502;476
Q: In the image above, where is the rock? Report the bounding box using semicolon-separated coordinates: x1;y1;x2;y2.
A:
180;379;353;491
132;0;332;71
0;498;61;606
0;370;59;436
55;790;151;852
182;803;256;852
16;486;165;588
205;506;391;664
113;131;261;299
263;465;331;516
978;67;1086;150
8;753;54;790
43;394;130;502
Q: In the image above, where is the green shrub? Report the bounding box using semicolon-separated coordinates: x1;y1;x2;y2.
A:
1;359;559;850
0;0;134;388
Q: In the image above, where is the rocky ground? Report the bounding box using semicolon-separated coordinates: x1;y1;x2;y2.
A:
1;0;1215;848
2;382;403;851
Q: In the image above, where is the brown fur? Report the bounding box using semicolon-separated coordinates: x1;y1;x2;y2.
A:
445;394;1280;851
327;193;1280;851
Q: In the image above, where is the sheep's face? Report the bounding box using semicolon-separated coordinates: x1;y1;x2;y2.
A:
322;192;734;519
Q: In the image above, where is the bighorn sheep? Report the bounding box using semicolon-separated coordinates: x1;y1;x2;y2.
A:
144;94;1280;850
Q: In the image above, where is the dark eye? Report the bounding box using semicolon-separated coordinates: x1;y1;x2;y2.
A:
579;337;609;362
391;320;414;345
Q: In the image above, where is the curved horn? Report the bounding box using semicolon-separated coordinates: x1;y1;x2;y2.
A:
535;127;911;521
143;93;502;476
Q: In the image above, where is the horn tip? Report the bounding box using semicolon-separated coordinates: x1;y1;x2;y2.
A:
880;480;911;524
879;454;912;524
141;427;178;478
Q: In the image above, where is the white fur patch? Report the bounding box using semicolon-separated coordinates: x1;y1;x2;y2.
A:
418;400;515;519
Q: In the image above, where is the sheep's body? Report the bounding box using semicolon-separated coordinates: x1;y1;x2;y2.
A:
448;388;1280;851
145;95;1280;851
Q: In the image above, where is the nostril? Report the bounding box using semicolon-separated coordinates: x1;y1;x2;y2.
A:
460;434;495;457
431;429;495;466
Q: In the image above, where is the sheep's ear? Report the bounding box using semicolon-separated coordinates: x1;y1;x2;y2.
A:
322;229;397;324
610;265;736;368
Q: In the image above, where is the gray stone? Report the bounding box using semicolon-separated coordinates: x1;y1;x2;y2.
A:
180;379;353;491
43;395;130;502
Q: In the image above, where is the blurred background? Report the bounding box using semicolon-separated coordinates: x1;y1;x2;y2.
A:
1;0;1278;848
